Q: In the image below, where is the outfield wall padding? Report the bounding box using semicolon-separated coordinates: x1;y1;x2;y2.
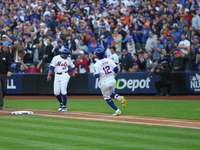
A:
6;72;200;95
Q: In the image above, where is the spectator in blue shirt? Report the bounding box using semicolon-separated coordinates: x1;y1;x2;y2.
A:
88;36;99;54
152;39;164;60
131;23;141;51
171;26;181;44
2;35;12;46
7;30;16;42
17;64;28;74
141;22;151;46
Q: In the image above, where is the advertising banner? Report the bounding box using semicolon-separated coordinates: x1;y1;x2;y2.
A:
88;73;159;94
7;74;23;94
185;72;200;94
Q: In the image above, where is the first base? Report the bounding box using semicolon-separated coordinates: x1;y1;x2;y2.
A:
11;111;34;115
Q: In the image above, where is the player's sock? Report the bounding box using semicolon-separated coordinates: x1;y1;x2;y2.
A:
106;99;118;110
62;95;67;106
110;93;116;98
56;95;62;103
111;93;121;102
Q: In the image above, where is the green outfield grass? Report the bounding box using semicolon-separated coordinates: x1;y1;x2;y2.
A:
4;99;200;120
0;115;200;150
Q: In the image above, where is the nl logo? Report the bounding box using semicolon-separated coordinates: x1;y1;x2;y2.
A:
190;73;200;91
7;79;16;89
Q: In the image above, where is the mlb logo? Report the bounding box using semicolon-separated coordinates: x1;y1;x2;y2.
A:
190;76;196;80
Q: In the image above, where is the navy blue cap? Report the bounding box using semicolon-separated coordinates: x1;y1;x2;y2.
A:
174;48;180;52
133;62;138;65
101;25;106;29
86;26;91;29
146;17;151;21
57;39;62;43
16;37;23;43
45;14;50;17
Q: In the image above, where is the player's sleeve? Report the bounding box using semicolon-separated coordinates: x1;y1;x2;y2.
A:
49;57;56;71
109;59;118;73
93;64;100;78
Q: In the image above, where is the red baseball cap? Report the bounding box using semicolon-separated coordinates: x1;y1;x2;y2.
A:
163;30;169;35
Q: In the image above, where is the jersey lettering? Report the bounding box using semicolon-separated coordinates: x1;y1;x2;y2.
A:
56;61;67;66
103;66;112;75
101;61;108;66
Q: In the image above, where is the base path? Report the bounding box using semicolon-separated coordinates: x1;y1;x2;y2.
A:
1;108;200;130
2;95;200;130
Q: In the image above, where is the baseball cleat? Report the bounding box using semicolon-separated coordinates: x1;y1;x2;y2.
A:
61;107;67;112
58;107;62;112
121;96;127;108
58;103;63;112
113;109;122;116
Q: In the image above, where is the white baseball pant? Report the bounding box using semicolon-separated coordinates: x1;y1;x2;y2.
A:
100;79;116;100
54;73;70;96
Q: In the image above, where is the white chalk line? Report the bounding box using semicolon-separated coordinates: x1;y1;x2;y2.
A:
67;112;200;125
35;113;200;130
1;110;200;129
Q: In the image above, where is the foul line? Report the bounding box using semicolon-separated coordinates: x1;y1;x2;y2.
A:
1;110;200;130
34;113;200;130
67;112;200;125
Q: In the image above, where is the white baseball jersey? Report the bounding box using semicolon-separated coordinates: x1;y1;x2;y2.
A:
50;55;75;73
50;55;75;96
105;48;112;58
94;58;117;82
178;39;190;54
89;58;98;73
109;53;119;64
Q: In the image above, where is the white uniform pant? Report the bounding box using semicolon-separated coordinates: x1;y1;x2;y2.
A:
100;79;116;100
54;73;70;96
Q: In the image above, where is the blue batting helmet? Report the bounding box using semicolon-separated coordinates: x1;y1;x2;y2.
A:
94;48;105;58
62;49;70;57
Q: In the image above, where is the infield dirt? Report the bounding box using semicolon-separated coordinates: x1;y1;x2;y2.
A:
1;95;200;130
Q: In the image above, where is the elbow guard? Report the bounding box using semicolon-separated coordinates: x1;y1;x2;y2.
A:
94;74;100;78
71;67;76;71
113;66;118;74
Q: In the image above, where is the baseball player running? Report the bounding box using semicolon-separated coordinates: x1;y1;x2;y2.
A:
47;49;76;112
93;48;127;116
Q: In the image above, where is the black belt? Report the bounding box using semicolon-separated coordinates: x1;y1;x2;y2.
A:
56;71;67;75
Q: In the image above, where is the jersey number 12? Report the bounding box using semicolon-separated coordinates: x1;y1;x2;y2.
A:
103;66;112;75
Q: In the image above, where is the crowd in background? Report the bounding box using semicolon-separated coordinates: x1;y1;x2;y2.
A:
1;0;200;74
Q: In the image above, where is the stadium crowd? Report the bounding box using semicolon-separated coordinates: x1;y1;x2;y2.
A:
1;0;200;74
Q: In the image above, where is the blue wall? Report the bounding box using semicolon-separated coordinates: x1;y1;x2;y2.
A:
6;72;199;95
88;73;159;94
185;72;200;94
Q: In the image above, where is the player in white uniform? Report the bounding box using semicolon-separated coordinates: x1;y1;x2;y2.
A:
47;49;76;112
108;46;119;64
93;48;127;116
